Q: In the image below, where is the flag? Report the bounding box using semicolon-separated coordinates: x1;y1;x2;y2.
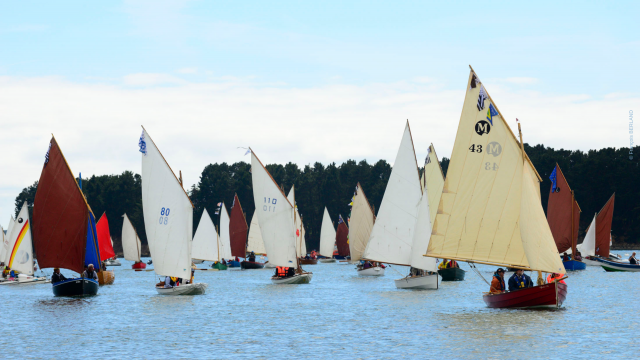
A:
244;149;251;155
214;211;219;215
348;202;353;206
425;147;432;165
231;197;235;208
469;74;481;90
296;229;300;237
477;85;487;111
486;103;498;125
44;143;51;167
338;215;344;224
138;130;147;155
217;202;222;206
549;166;558;192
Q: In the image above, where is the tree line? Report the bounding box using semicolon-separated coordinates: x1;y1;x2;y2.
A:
13;144;640;256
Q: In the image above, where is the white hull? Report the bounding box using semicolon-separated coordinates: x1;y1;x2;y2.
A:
192;259;205;264
104;260;122;266
264;262;276;268
271;273;313;284
582;258;601;266
155;282;207;295
394;274;438;289
319;258;336;263
0;277;49;285
357;267;385;276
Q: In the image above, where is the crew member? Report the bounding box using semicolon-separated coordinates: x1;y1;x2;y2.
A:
546;272;566;284
51;268;67;283
490;268;506;294
629;252;638;265
508;269;533;291
248;251;256;262
82;264;98;280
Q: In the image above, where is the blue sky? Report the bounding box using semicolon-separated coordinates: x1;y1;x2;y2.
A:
0;1;638;221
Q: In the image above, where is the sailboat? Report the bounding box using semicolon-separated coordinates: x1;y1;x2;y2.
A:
192;208;226;270
122;213;146;270
425;68;567;308
546;164;585;271
349;183;382;275
363;122;437;289
247;213;268;267
250;149;312;284
318;207;337;263
95;213;116;284
140;127;206;295
334;215;349;260
32;137;101;296
578;194;625;269
287;186;314;265
218;203;236;267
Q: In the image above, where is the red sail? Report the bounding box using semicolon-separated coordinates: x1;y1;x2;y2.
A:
229;194;248;257
595;193;615;257
96;213;115;261
32;137;90;274
336;221;350;257
546;164;580;254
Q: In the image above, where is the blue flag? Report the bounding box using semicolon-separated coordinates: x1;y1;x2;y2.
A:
487;104;498;125
139;131;147;155
549;167;558;192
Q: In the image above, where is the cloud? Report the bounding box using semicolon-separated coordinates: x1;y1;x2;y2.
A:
177;67;198;74
123;73;186;86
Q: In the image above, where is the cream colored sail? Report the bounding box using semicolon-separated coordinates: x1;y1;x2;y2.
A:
122;213;142;262
577;215;596;256
247;214;267;255
219;203;233;260
348;183;376;261
319;207;336;258
287;186;307;257
424;144;445;227
5;202;34;275
426;69;565;274
192;208;219;261
363;122;421;265
141;128;193;280
250;150;297;267
1;216;15;262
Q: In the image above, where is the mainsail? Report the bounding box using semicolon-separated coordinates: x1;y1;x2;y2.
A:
219;203;233;260
247;214;267;255
348;183;376;262
546;164;581;254
192;208;220;262
287;186;307;257
5;202;34;275
250;150;297;268
595;194;615;257
140;128;193;280
229;194;248;257
363;122;421;265
426;69;565;274
1;217;15;263
96;213;116;261
335;216;350;257
319;207;336;258
121;213;142;262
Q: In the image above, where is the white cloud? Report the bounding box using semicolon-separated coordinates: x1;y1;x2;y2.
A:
177;67;198;74
123;73;186;86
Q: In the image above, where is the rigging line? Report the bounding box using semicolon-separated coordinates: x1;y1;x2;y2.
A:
387;264;405;277
468;262;490;286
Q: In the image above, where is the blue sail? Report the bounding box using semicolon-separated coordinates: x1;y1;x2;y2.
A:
84;212;101;268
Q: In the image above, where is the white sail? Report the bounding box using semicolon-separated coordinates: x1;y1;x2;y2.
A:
5;202;34;275
247;214;267;255
219;204;233;260
300;221;307;256
1;216;15;262
348;183;376;261
363;122;422;265
250;151;297;268
578;215;596;256
287;186;308;257
0;224;6;263
141;128;193;280
121;213;142;262
319;207;336;258
192;208;220;261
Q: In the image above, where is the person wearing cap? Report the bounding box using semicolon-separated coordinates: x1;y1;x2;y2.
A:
490;268;506;294
51;268;67;283
508;269;533;291
82;264;98;280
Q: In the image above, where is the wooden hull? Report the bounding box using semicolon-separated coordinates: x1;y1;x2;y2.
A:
212;262;228;270
98;270;115;285
299;258;318;265
227;260;241;267
319;258;336;263
600;259;640;272
271;273;312;284
394;274;438;289
357;267;385;276
241;261;265;269
132;262;147;270
155;283;208;295
483;282;567;309
52;278;99;297
438;267;466;281
563;260;586;271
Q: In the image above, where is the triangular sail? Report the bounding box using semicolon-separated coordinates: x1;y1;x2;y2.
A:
424;144;445;227
250;150;297;268
0;218;12;263
319;207;336;258
5;202;34;275
578;215;596;256
219;203;233;260
546;164;581;254
348;183;376;262
426;69;565;274
140;128;193;280
247;214;267;255
363;122;422;265
287;186;307;258
595;194;615;257
229;194;249;257
335;216;350;257
96;213;116;261
121;213;142;261
192;208;220;261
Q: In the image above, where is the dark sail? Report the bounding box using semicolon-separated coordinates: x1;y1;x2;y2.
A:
336;218;350;257
229;194;248;257
546;164;580;254
595;193;615;257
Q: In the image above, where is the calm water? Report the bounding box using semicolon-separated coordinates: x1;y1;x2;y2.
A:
1;253;638;359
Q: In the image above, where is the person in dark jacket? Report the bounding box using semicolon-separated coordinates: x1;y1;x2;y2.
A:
51;268;67;283
508;269;533;291
82;264;98;280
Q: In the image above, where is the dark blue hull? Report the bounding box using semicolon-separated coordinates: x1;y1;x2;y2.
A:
227;260;241;267
333;255;346;260
563;260;586;271
52;278;99;296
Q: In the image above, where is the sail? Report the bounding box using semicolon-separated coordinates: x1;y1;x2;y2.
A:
33;137;100;274
336;216;350;257
319;207;336;258
192;208;219;261
426;70;565;274
121;213;141;261
140;128;193;280
595;194;615;257
5;202;34;275
0;218;12;263
96;213;116;261
229;194;248;257
300;222;307;256
219;203;233;259
363;122;421;265
546;164;581;254
348;183;376;261
578;215;596;256
424;144;445;227
250;150;297;268
247;214;267;255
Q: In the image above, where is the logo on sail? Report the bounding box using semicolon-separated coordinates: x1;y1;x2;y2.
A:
487;142;502;157
475;120;491;136
477;85;487;111
138;131;147;156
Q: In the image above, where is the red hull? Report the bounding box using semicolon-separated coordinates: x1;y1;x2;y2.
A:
132;262;147;270
483;282;567;309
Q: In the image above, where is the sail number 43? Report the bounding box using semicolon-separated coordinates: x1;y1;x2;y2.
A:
159;207;170;225
263;197;277;212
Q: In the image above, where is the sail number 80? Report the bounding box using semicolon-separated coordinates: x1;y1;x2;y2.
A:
263;197;277;212
159;207;170;225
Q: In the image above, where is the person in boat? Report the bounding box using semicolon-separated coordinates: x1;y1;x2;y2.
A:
221;258;227;265
100;261;107;271
629;252;638;265
446;260;458;268
82;264;98;281
546;273;566;284
163;276;176;288
410;267;424;277
508;269;533;291
562;252;570;262
490;268;506;294
2;266;11;279
51;268;67;283
574;251;582;261
248;251;256;262
362;261;372;269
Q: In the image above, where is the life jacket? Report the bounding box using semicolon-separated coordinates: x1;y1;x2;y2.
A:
493;274;505;291
513;274;527;289
170;277;177;286
276;267;287;277
448;260;458;268
547;274;565;284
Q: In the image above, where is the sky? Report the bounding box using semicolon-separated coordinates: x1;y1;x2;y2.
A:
0;0;638;223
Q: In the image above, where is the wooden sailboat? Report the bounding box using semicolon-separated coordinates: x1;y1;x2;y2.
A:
95;213;116;285
287;186;315;264
250;149;312;284
579;194;619;267
334;215;349;260
246;213;268;267
140;127;206;295
546;164;585;270
318;207;337;263
32;137;101;296
122;213;146;270
218;203;237;267
192;208;227;270
349;183;382;275
425;68;567;308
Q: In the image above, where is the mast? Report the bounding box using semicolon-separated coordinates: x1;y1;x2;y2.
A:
571;190;576;257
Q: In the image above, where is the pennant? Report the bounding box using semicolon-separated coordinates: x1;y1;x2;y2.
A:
425;147;432;165
231;197;235;208
348;202;353;206
549;167;558;192
477;85;487;111
138;131;147;155
244;149;251;156
296;229;300;237
469;74;481;90
338;215;344;224
44;143;52;167
486;103;498;125
217;202;222;206
214;211;220;215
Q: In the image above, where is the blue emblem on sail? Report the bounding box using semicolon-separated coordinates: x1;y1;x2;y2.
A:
549;167;558;192
138;131;147;156
487;104;498;125
338;215;344;224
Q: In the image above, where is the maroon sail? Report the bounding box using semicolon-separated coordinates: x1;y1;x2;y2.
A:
32;137;93;274
335;216;350;257
595;193;615;257
229;194;248;257
546;164;580;254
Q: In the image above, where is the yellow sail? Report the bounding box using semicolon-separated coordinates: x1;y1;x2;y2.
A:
424;144;445;227
348;183;376;261
426;69;565;274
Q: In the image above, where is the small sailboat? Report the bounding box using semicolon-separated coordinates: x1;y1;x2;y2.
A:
318;207;337;263
218;203;237;267
250;149;312;284
192;208;227;270
122;213;146;270
33;137;101;296
140;127;207;295
426;68;567;308
287;186;314;264
95;213;116;285
334;215;349;260
577;194;621;268
246;213;268;267
546;164;585;271
349;183;382;275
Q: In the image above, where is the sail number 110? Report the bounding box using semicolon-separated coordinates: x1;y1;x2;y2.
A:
263;197;277;212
